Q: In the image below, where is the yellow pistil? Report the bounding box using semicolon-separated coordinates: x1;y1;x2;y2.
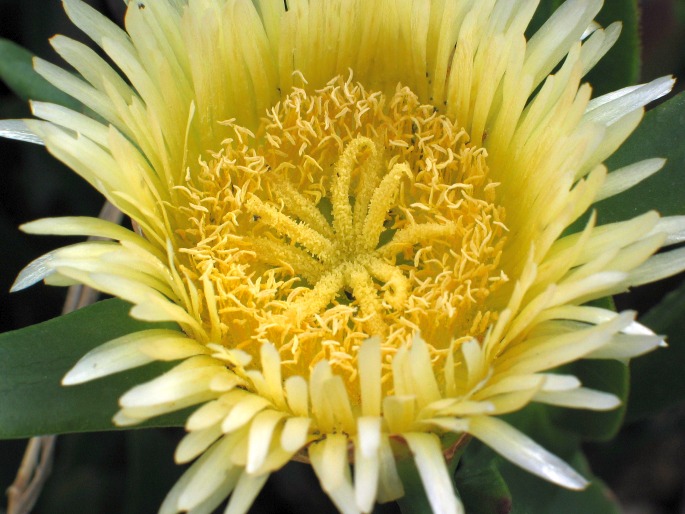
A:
172;75;509;399
248;138;416;333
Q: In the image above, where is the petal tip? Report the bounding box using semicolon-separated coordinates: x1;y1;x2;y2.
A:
61;369;83;386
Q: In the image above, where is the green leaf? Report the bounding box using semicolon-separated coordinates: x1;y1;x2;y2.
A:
597;91;685;224
0;38;81;110
501;405;621;514
456;441;513;514
0;298;187;439
123;430;183;514
548;360;629;442
627;278;685;421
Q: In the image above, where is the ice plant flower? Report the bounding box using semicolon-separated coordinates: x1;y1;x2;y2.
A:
7;0;685;512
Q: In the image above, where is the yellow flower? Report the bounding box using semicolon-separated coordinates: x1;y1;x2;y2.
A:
9;0;685;512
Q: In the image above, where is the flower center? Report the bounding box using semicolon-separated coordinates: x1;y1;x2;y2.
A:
173;75;509;394
244;135;437;338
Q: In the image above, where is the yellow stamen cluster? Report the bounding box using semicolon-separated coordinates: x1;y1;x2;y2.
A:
172;75;508;399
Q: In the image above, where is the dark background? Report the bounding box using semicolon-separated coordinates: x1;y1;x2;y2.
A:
1;1;684;513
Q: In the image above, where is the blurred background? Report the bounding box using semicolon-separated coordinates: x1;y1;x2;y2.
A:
1;1;684;513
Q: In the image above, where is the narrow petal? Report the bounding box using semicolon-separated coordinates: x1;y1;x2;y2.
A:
534;388;621;410
475;374;546;398
186;393;239;431
87;273;204;332
140;334;210;361
498;312;633;375
31;101;109;146
284;376;309;418
382;396;416;434
11;241;115;292
63;0;133;53
177;436;242;511
409;335;442;408
11;252;59;292
119;356;224;409
358;337;382;417
376;434;404;503
280;417;311;453
221;395;271;433
259;343;286;409
246;410;286;473
354;417;381;513
540;374;582;391
0;119;44;144
323;375;356;433
175;424;223;464
20;216;162;258
310;361;335;433
629;247;685;286
159;443;239;514
403;433;464;514
585;333;664;359
595;158;665;202
585;76;675;125
223;472;269;514
468;416;588;489
62;329;186;385
579;22;620;75
524;0;602;89
309;434;359;514
649;216;685;247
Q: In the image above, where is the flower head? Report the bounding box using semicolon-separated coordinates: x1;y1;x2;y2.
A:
10;0;685;512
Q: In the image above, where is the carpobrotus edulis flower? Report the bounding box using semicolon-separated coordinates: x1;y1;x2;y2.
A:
8;0;685;512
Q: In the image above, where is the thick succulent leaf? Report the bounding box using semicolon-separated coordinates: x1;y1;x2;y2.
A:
627;278;685;421
0;299;187;439
455;441;513;514
123;430;184;514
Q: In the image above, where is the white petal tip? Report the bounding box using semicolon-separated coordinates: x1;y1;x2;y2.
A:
112;410;145;427
18;219;55;234
10;258;55;292
622;320;655;336
564;476;590;491
541;461;590;490
61;371;85;386
9;280;29;293
603;397;622;410
0;120;44;145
